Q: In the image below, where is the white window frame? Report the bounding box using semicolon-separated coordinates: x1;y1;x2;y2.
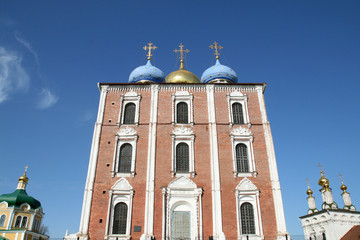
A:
171;127;195;178
118;92;141;126
105;178;134;240
172;91;194;126
162;177;203;240
235;178;263;240
227;92;250;127
112;127;138;178
230;126;256;178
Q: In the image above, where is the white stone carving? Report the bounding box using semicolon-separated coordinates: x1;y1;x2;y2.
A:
117;126;137;136
343;192;352;206
230;126;252;137
168;176;197;189
124;91;138;96
172;126;194;136
236;177;258;191
111;178;133;191
230;91;244;97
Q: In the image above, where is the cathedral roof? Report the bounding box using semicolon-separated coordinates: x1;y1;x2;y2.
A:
128;60;165;83
0;189;41;209
201;59;238;83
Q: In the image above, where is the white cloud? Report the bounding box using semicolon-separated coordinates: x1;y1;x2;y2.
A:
14;33;39;65
0;47;30;103
37;88;58;109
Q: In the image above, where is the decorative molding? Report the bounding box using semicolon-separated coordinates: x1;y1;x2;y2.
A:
124;91;138;97
236;178;258;191
172;126;194;136
111;178;133;191
117;127;137;137
168;176;197;189
105;84;263;93
230;126;252;137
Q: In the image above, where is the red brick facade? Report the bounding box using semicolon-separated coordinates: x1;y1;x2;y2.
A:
81;83;286;240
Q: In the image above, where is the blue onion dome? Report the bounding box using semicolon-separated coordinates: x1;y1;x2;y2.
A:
201;58;238;83
129;60;165;83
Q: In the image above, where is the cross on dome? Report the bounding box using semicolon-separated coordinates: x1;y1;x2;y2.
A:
210;41;223;59
143;42;157;60
173;43;190;61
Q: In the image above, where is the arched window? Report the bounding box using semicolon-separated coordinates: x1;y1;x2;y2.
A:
0;215;5;227
118;144;132;173
20;216;27;228
236;144;249;173
240;202;255;234
176;143;189;172
123;103;136;124
14;216;21;228
232;103;244;124
176;102;188;124
113;202;128;234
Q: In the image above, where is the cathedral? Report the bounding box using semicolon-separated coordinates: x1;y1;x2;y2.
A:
300;167;360;240
75;42;289;240
0;168;48;240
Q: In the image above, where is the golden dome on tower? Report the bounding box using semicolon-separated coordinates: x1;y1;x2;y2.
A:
19;166;29;183
166;60;200;83
166;43;201;84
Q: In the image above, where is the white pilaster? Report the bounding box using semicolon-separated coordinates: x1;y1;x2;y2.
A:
143;84;159;239
256;87;288;238
78;84;108;240
206;85;224;239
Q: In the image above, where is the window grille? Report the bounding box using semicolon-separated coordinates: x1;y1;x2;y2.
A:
118;144;132;173
20;216;27;228
172;211;191;240
123;103;136;124
177;102;188;124
0;215;5;227
113;202;128;234
236;144;249;173
232;103;244;124
176;143;189;172
14;216;21;228
240;202;255;234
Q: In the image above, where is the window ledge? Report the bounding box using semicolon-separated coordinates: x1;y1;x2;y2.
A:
115;172;135;178
234;172;257;178
240;235;263;240
171;171;195;178
107;235;131;240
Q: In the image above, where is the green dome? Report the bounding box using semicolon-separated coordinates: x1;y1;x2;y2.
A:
0;189;41;209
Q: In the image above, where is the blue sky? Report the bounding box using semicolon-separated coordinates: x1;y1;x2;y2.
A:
1;0;359;238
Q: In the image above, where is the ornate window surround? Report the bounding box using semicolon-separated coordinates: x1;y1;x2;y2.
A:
171;127;195;177
105;178;134;240
162;177;203;240
112;127;138;178
172;91;194;126
230;126;256;178
227;92;250;127
118;92;141;126
235;178;263;240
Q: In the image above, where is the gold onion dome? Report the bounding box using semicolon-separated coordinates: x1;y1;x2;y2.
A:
306;188;313;196
318;171;329;187
166;43;200;84
340;183;347;192
19;167;29;183
166;60;200;83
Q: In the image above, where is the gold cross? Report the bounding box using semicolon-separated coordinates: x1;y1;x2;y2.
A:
339;173;344;184
210;41;223;59
24;166;28;174
143;42;157;60
173;43;190;61
306;178;310;188
318;163;323;172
